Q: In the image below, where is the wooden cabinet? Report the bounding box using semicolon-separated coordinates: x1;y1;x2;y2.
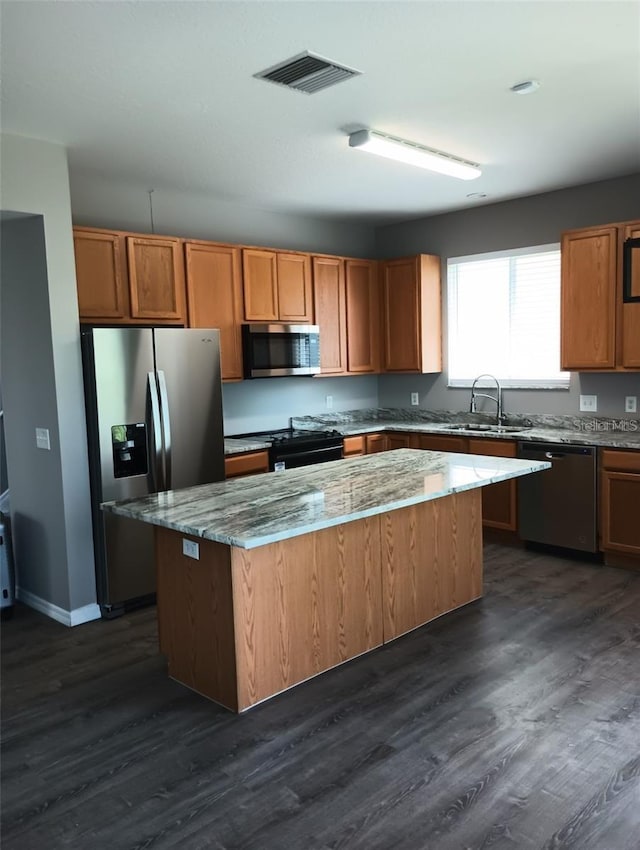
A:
561;219;640;370
386;433;412;450
382;255;442;373
242;248;313;323
345;259;380;373
224;450;270;479
185;242;244;381
600;449;640;558
621;222;640;368
343;435;365;457
313;256;347;375
366;433;388;454
74;227;186;324
467;438;518;531
417;435;467;453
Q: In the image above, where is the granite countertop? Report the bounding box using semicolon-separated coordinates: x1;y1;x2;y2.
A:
224;437;271;456
103;449;549;550
290;411;640;451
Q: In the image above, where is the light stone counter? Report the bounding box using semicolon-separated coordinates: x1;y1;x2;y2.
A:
103;449;549;550
224;437;270;456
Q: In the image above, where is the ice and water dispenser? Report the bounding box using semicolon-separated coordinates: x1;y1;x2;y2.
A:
111;424;148;478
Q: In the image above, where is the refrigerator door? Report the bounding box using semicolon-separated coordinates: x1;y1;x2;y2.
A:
82;327;156;615
153;328;225;490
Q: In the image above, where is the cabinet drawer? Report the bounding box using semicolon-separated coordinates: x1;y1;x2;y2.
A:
418;435;467;452
343;435;365;456
601;449;640;473
225;451;269;479
467;438;517;458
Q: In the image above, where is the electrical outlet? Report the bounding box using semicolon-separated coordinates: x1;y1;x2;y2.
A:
325;395;333;409
411;392;419;406
182;539;200;560
579;394;597;412
35;427;50;450
625;396;637;413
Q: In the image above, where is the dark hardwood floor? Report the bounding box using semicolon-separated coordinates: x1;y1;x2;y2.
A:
2;543;640;850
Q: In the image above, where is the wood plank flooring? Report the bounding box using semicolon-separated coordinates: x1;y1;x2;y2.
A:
2;543;640;849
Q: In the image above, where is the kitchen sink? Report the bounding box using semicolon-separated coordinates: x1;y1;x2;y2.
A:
444;424;531;434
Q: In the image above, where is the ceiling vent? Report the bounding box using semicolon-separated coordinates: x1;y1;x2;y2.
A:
254;52;361;94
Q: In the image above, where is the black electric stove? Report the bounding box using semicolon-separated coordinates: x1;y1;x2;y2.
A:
232;428;344;470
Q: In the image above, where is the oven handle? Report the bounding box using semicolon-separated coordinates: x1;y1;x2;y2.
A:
271;444;343;466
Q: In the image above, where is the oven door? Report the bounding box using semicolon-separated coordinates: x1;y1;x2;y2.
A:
243;324;320;378
270;443;343;471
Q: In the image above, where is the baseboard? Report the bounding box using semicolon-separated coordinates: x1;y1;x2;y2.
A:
16;587;101;627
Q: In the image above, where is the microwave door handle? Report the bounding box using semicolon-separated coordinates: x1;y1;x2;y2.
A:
146;371;163;492
157;370;172;491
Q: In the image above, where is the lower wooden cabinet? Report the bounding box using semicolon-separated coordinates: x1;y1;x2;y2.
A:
417;435;467;453
467;438;518;531
343;435;365;457
366;434;388;454
224;451;269;479
386;433;412;451
600;449;640;557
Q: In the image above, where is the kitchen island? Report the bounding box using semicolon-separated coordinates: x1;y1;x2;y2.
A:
103;449;549;711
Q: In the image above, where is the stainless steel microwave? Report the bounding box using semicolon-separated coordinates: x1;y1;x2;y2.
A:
242;323;321;378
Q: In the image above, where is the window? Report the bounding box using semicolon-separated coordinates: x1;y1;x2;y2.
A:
447;244;569;387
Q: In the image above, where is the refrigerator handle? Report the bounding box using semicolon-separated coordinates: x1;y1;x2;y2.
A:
146;371;164;492
157;370;172;491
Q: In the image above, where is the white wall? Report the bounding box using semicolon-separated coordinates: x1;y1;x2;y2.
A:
375;174;640;418
0;134;98;624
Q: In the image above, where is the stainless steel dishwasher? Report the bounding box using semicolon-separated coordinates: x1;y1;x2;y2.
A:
517;442;598;552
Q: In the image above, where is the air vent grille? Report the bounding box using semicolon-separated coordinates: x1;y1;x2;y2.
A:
254;52;361;94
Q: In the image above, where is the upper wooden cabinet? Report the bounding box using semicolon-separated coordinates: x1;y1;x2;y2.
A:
242;248;313;323
381;255;442;373
560;220;640;370
312;256;347;375
74;227;186;324
345;259;380;373
185;241;244;381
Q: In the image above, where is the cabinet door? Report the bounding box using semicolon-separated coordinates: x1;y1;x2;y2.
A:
621;222;640;368
74;229;129;320
313;257;347;374
242;249;278;320
366;434;387;454
185;243;244;381
225;451;270;479
127;236;185;322
561;227;617;369
387;434;412;450
417;435;467;452
601;471;640;554
277;253;313;322
383;258;421;371
467;438;517;531
345;259;380;373
343;435;365;456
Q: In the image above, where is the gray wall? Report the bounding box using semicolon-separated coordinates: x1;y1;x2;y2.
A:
376;174;640;418
70;170;377;257
223;376;378;435
0;134;96;618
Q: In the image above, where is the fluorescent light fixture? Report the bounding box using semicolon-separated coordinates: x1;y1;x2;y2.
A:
348;129;482;180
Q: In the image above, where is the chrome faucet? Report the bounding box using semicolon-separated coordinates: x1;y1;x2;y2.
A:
469;374;506;427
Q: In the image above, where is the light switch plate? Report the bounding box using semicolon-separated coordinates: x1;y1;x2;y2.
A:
35;427;50;450
182;539;200;560
579;394;597;412
325;395;333;409
625;396;637;413
411;392;419;406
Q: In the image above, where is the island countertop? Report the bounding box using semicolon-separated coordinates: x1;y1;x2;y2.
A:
102;449;549;550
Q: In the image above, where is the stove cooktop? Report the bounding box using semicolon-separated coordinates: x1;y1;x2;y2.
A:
232;428;343;446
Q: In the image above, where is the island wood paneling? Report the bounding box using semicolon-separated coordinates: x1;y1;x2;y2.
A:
382;489;483;641
155;528;238;710
231;518;383;711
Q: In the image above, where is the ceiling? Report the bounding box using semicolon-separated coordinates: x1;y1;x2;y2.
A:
1;1;639;224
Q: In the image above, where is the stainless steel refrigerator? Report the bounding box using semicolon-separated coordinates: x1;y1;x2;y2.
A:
81;326;225;618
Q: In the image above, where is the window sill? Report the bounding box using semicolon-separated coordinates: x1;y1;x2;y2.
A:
448;381;571;390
